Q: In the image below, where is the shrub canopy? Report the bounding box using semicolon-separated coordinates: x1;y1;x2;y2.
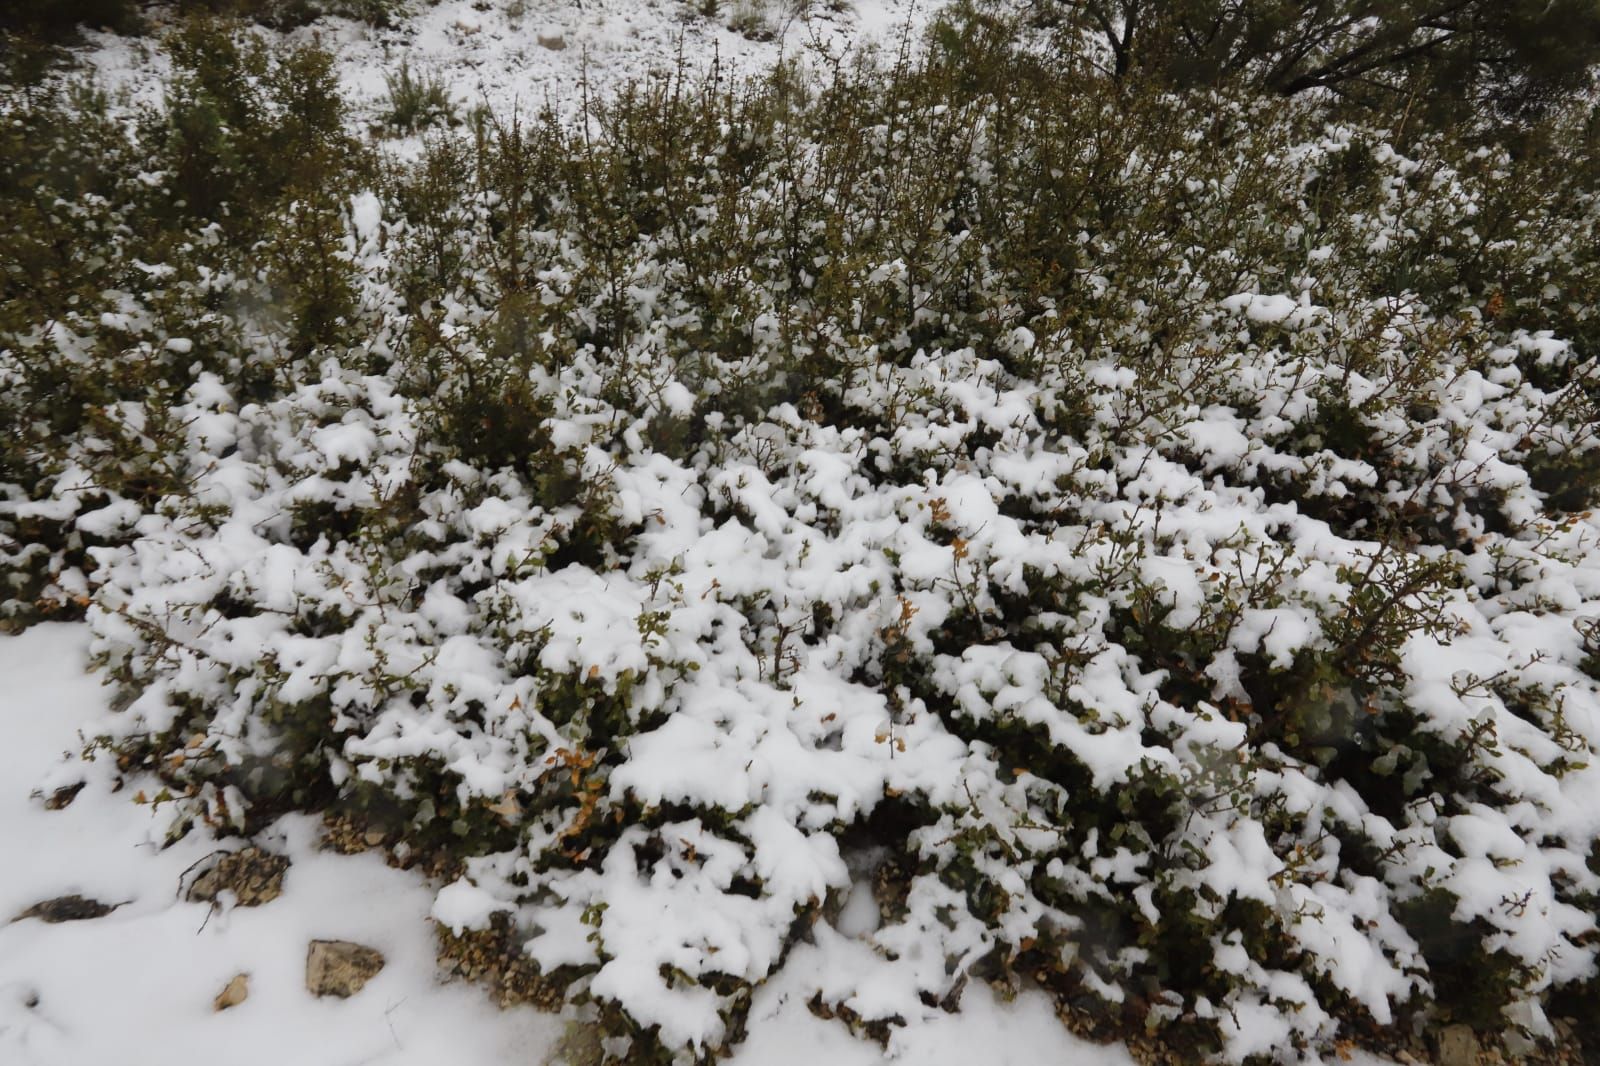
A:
6;7;1600;1064
1051;0;1600;115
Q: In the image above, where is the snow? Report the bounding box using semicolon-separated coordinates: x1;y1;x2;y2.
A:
11;1;1599;1060
350;190;384;245
0;624;1166;1066
1223;291;1305;325
0;624;558;1066
78;0;943;130
736;967;1119;1066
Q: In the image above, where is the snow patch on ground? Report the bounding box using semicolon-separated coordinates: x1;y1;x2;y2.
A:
78;0;939;128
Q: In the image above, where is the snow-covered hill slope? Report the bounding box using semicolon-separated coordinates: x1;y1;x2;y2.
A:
81;0;938;123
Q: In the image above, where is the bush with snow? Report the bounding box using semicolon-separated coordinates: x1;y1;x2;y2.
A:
5;9;1600;1063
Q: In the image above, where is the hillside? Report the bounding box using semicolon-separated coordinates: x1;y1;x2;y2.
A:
4;2;1600;1064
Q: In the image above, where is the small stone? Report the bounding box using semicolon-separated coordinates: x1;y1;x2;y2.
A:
363;828;387;848
306;940;385;998
213;973;249;1011
1435;1024;1480;1066
537;31;566;50
14;895;117;923
548;1021;607;1066
187;848;288;907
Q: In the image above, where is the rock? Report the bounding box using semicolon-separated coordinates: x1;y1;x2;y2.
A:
363;828;387;848
187;848;288;907
213;973;248;1011
306;940;385;998
537;31;566;50
1502;1026;1538;1059
14;895;117;923
1435;1024;1480;1066
546;1021;607;1066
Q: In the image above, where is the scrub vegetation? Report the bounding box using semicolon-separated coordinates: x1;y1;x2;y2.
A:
6;1;1600;1062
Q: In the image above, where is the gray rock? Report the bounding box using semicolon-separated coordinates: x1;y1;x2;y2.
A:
537;31;566;50
1435;1024;1480;1066
306;940;385;998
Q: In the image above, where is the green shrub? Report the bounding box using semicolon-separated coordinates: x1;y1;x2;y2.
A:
1044;0;1600;120
382;61;455;132
0;0;142;36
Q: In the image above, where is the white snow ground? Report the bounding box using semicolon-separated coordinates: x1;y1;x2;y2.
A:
0;624;1157;1066
80;0;938;128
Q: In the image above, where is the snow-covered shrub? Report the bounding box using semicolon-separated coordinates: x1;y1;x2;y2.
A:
7;9;1600;1063
0;22;365;623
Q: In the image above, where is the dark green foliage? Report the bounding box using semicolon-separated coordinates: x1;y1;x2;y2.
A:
0;0;142;36
173;0;403;29
0;20;367;622
382;60;455;131
0;0;402;86
1048;0;1600;119
1396;889;1531;1026
155;18;365;230
0;0;135;85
